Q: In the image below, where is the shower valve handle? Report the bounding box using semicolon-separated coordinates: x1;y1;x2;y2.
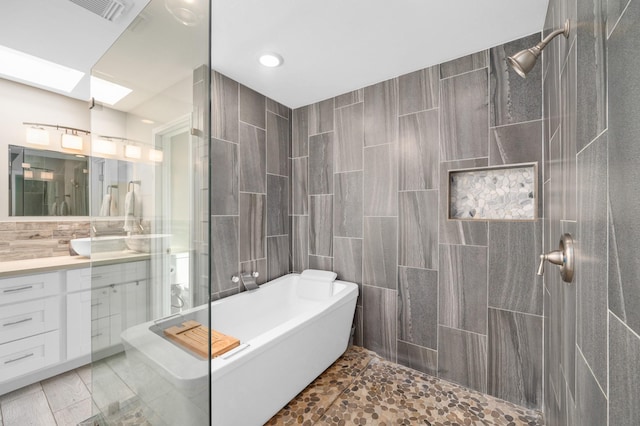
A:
536;233;574;283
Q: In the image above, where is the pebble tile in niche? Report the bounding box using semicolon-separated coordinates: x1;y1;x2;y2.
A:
268;346;544;426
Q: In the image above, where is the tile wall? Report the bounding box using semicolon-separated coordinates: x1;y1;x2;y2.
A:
0;221;89;261
208;71;291;301
290;35;544;409
542;0;640;424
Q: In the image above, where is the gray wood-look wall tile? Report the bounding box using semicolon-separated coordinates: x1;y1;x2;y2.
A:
363;217;397;290
239;84;266;129
334;102;364;172
440;69;489;161
267;236;289;281
310;195;333;257
398;66;439;115
576;350;607;426
267;174;288;236
291;157;308;215
398;266;438;349
239;122;266;193
309;255;333;271
309;98;334;135
354;305;363;346
609;313;640;426
608;0;640;337
363;285;397;362
364;144;397;216
576;0;607;153
399;109;439;191
210;139;238;215
439;244;488;335
335;89;363;108
210;216;239;293
267;112;290;176
397;340;438;376
399;191;438;269
489;121;543;166
437;325;487;392
291;216;309;273
309;132;333;195
608;0;631;37
334;172;363;238
266;98;289;118
576;131;608;391
292;106;309;157
212;72;238;142
240;258;267;285
334;237;362;285
488;221;542;315
490;33;542;126
364;79;398;146
440;51;487;79
439;159;488;246
487;308;542;409
239;193;266;261
561;43;577;221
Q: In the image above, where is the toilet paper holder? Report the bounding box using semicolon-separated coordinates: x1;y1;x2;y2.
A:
537;233;574;283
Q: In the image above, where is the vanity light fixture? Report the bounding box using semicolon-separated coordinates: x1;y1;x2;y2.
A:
40;171;54;180
61;131;84;150
259;53;284;68
124;144;142;159
0;44;84;93
21;163;31;169
23;170;34;179
149;148;164;162
26;126;50;146
93;137;117;156
91;76;132;105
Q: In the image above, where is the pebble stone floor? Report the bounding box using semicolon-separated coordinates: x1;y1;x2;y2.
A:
267;346;544;426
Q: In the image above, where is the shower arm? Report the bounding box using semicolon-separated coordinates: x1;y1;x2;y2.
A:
531;20;571;57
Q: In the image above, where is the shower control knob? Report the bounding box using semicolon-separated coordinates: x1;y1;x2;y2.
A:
536;233;574;283
231;276;240;283
252;272;259;278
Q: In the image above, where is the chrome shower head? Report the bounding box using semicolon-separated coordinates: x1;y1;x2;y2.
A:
507;19;570;78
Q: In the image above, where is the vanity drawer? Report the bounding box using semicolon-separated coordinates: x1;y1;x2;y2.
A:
0;297;60;345
0;273;60;305
0;331;60;382
67;261;148;292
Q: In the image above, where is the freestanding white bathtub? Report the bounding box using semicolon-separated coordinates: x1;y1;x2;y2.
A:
120;272;358;425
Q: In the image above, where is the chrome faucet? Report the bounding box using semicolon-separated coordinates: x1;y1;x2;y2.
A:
232;272;259;291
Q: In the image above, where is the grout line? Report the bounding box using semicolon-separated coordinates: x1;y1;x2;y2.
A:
489;118;545;130
607;0;633;39
487;305;544;319
576;345;608;399
439;66;489;81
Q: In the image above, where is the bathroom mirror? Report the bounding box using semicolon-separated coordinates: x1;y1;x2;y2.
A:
8;145;89;216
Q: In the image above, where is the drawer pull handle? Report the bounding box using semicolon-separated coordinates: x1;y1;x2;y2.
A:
92;333;103;338
3;317;33;327
91;303;103;307
3;285;34;293
92;275;103;279
4;353;34;364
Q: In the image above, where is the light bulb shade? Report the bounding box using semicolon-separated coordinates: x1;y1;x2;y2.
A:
23;170;33;179
125;145;142;159
26;127;50;145
149;148;164;162
40;171;54;180
61;133;83;150
93;138;117;155
507;48;539;78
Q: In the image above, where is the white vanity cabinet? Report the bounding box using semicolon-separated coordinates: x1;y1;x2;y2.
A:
0;272;62;386
66;261;149;360
0;258;150;395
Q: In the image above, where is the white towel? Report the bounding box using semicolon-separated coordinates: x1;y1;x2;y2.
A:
123;191;135;232
99;194;111;216
109;192;118;216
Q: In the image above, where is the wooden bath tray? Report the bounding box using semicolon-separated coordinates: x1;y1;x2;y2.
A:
163;320;240;358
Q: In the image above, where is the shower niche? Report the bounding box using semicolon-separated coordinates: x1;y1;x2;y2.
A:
448;162;538;221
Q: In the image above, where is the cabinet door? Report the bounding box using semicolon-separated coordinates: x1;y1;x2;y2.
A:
0;331;60;384
123;280;148;329
66;291;91;360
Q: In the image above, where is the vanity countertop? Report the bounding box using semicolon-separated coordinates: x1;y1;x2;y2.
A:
0;251;151;278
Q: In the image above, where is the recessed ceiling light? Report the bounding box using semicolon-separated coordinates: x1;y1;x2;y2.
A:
0;44;84;93
259;53;283;68
91;76;132;105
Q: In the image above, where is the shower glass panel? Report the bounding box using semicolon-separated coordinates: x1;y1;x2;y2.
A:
86;0;211;424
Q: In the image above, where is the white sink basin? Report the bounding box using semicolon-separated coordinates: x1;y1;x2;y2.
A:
124;234;171;253
70;235;127;258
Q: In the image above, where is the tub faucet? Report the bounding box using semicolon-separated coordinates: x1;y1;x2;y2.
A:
236;272;259;291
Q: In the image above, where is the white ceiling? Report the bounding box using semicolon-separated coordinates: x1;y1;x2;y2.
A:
0;0;549;111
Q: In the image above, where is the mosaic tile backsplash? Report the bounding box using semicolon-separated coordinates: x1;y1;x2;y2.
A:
449;165;536;220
